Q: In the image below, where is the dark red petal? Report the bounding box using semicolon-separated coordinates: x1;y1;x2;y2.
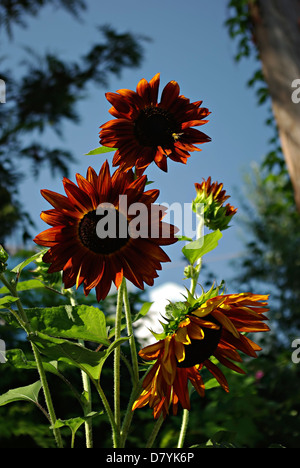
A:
160;80;180;109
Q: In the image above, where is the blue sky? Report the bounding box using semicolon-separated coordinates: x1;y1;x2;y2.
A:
2;0;272;295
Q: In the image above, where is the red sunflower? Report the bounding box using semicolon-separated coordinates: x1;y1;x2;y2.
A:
99;73;211;174
133;293;269;419
34;161;178;301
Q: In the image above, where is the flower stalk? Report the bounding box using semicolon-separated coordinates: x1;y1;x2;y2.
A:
122;278;139;385
113;277;125;446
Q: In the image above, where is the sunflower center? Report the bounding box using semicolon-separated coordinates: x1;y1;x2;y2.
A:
177;315;222;368
78;207;130;255
134;106;180;147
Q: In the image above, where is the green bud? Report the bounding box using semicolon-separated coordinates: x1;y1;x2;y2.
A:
0;245;9;272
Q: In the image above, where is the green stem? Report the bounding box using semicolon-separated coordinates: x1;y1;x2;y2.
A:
31;342;64;448
176;270;198;448
146;414;164;448
177;216;203;449
122;279;139;384
113;278;125;446
189;267;200;297
68;291;93;448
177;409;189;448
95;381;119;448
80;350;93;448
0;273;63;448
120;364;153;448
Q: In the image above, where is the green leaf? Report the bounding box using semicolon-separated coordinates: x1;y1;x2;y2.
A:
51;412;103;448
0;295;19;309
176;235;193;242
202;377;220;390
0;381;42;406
182;230;222;265
29;332;106;381
24;304;110;346
51;412;102;432
132;302;153;323
85;146;116;155
191;430;239;448
11;249;48;274
6;348;60;377
0;279;45;295
29;332;129;381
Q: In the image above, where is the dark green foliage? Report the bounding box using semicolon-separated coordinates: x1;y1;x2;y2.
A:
0;0;86;38
223;0;300;449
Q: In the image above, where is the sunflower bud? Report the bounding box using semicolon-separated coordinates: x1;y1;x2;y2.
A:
192;177;237;231
0;245;9;273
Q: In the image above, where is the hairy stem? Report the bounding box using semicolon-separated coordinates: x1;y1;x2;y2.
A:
177;409;189;448
122;279;139;384
68;291;93;448
113;278;125;446
146;414;164;448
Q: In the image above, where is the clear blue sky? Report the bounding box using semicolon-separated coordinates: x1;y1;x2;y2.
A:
2;0;272;294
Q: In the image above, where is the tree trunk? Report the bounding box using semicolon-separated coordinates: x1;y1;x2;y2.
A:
249;0;300;211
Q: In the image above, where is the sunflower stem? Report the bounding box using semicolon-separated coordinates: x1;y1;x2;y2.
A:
95;381;119;448
113;278;125;446
190;206;204;297
120;363;154;447
0;272;64;448
177;217;203;449
146;414;164;448
177;409;190;448
68;291;93;448
122;278;139;384
119;379;141;448
79;345;93;448
176;263;201;448
189;269;200;297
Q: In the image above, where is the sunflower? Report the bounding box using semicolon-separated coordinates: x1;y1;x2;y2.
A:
34;160;178;301
99;73;211;174
132;292;269;418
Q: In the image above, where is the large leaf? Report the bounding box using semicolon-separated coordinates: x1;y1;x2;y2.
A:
25;304;110;346
30;332;106;381
182;230;223;265
30;332;129;381
51;412;102;432
0;381;42;406
0;279;45;295
0;295;19;309
51;412;103;448
6;348;60;377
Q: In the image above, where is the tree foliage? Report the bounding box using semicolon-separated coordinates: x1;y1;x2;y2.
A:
0;0;86;38
225;0;300;345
